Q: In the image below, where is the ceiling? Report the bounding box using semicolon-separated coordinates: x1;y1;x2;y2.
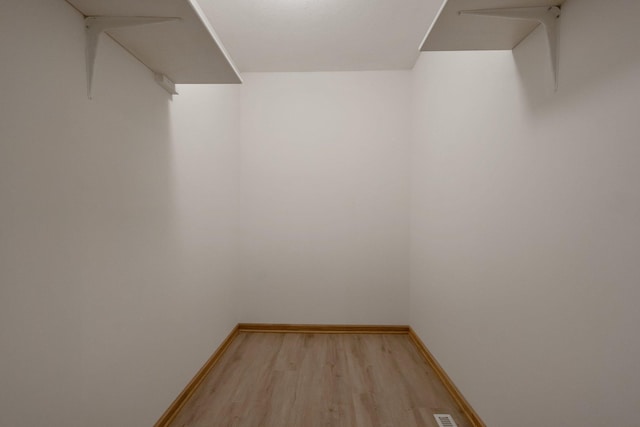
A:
197;0;444;72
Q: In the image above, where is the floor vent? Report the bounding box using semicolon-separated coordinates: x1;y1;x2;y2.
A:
434;414;458;427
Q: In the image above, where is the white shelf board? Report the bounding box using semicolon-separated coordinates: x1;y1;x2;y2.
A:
66;0;241;85
421;0;562;51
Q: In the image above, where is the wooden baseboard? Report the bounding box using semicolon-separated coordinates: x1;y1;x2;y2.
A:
408;327;486;427
237;323;410;334
155;323;484;427
154;324;240;427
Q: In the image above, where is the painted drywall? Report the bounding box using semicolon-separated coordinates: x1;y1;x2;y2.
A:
6;0;640;425
201;0;441;72
0;1;240;426
409;1;640;426
239;72;411;324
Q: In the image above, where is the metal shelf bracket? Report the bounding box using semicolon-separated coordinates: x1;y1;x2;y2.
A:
460;6;562;90
85;16;180;99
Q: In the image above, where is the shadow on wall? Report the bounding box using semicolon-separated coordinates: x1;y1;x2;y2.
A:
77;39;182;427
513;0;640;111
0;0;186;426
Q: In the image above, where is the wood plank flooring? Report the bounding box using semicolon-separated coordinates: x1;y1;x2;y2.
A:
169;333;471;427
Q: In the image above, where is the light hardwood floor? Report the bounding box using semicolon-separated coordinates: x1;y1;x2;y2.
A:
169;333;471;427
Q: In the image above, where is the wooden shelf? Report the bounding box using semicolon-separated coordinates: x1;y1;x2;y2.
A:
65;0;242;97
421;0;561;51
420;0;563;89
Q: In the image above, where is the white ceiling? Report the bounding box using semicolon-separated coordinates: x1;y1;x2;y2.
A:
198;0;444;72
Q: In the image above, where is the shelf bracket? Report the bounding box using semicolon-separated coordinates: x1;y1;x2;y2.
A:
85;16;180;99
460;6;562;90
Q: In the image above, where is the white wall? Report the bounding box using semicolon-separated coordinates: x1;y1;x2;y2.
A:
0;1;240;426
409;1;640;426
6;0;640;425
239;72;411;324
